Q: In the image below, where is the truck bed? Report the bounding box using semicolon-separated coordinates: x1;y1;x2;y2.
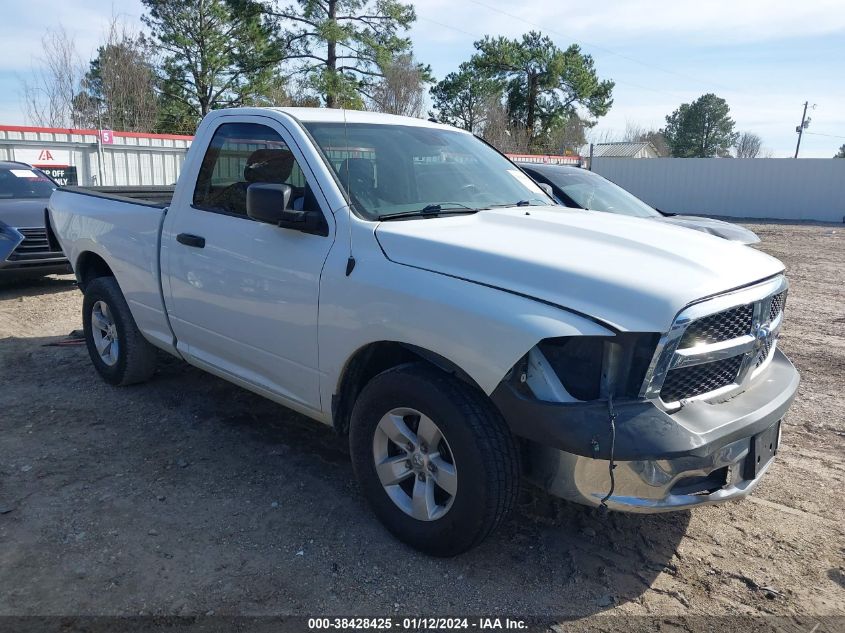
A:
48;186;174;353
63;185;175;208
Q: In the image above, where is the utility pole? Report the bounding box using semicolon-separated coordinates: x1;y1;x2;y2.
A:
794;101;811;159
95;99;106;185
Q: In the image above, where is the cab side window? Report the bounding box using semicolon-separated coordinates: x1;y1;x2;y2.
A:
193;122;318;217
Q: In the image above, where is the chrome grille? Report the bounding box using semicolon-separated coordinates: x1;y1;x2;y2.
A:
679;303;753;347
769;290;787;321
755;335;774;368
641;276;788;407
660;355;743;403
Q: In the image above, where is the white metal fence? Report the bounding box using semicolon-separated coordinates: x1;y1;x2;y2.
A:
0;126;191;187
592;158;845;223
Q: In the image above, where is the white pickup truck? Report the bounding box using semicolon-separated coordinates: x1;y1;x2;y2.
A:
48;108;799;556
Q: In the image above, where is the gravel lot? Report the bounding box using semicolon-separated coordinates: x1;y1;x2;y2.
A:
0;221;843;627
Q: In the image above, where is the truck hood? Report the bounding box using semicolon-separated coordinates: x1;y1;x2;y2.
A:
0;198;51;229
375;206;784;333
656;215;761;245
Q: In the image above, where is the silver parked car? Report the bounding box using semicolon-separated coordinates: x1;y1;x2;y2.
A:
0;161;70;279
521;163;760;245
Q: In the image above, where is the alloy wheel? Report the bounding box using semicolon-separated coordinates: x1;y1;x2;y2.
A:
372;407;458;521
90;300;119;366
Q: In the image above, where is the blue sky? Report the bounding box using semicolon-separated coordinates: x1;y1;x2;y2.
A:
1;0;843;157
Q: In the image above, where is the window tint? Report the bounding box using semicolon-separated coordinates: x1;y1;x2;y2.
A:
193;122;314;216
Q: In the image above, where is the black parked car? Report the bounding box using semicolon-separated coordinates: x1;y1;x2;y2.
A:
521;163;760;245
0;161;70;279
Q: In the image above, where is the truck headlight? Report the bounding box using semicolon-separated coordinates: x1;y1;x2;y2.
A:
532;333;659;402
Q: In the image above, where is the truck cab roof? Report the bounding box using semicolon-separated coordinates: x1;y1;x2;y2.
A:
205;106;461;131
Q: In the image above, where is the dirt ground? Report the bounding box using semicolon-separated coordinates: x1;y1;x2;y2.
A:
0;221;843;628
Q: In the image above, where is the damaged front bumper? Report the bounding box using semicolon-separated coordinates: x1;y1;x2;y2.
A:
492;349;799;513
524;424;779;512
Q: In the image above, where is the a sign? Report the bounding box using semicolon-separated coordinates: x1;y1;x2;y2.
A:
14;147;72;167
100;130;114;144
11;147;77;184
39;166;78;186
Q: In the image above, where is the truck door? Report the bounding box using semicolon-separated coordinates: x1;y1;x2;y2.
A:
161;116;334;412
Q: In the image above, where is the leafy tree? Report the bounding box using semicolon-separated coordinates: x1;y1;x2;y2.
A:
72;22;159;132
264;0;417;109
430;62;502;133
470;31;613;148
835;144;845;158
734;131;763;158
662;93;738;158
142;0;282;132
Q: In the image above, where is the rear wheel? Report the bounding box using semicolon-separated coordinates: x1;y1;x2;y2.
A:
349;363;519;556
82;276;157;386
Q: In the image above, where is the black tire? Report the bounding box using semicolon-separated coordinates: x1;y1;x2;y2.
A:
82;276;157;386
349;363;520;556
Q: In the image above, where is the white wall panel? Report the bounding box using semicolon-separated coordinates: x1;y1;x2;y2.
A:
592;158;845;223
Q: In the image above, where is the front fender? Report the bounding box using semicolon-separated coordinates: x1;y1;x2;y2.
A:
318;249;614;409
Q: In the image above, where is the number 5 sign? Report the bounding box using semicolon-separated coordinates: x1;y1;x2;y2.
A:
100;130;114;145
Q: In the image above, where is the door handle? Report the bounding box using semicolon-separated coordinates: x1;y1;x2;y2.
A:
176;233;206;248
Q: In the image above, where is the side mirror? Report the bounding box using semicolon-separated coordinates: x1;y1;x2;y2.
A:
247;183;291;224
538;182;554;198
246;183;328;236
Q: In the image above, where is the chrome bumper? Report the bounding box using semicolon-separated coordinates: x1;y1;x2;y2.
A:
526;425;779;513
517;349;798;513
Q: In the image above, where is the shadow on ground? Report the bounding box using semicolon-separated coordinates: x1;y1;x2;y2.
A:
0;274;76;298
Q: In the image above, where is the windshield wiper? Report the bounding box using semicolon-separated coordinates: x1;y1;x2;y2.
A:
481;198;549;210
379;202;479;221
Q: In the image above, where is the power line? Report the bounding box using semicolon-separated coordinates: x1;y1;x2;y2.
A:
416;16;478;39
803;131;845;140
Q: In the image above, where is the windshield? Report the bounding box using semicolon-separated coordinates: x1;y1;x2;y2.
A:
542;170;659;218
303;122;553;219
0;167;57;199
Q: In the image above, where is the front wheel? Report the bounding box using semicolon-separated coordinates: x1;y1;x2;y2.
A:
82;276;157;386
349;364;520;556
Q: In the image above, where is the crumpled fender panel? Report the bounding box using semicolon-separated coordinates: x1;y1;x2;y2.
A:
318;226;616;403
